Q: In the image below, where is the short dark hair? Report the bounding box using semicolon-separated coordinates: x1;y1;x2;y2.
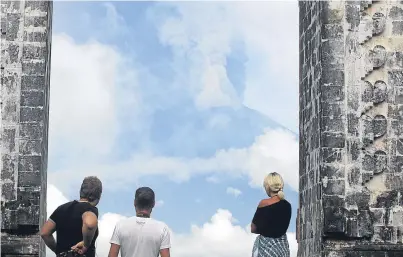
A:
135;187;155;210
80;176;102;202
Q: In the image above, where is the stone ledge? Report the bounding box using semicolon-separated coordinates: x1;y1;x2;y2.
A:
1;233;40;254
324;241;403;251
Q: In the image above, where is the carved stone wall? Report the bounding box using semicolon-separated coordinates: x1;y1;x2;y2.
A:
0;1;52;257
299;1;403;256
298;1;324;257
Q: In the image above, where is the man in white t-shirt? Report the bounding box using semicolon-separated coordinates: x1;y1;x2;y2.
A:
108;187;171;257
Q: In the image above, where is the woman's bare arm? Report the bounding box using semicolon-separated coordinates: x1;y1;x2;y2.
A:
251;223;258;234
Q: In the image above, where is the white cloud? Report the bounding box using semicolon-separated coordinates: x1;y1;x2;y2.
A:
49;33;140;164
156;200;165;207
206;175;220;183
226;187;242;197
46;185;297;257
152;1;299;131
50;128;298;193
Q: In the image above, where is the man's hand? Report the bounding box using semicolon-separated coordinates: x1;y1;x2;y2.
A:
71;241;88;255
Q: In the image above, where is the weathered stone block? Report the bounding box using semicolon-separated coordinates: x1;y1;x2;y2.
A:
370;45;387;68
374;150;388;174
321;86;345;102
379;226;395;242
1;182;16;201
323;179;345;195
324;207;345;234
21;62;45;76
395;87;403;104
23;31;48;43
372;191;399;208
373;80;387;104
385;174;403;190
371;208;386;226
321;132;345;148
2;42;22;65
392;21;403;36
0;234;41;255
322;103;343;117
346;191;370;209
20;107;43;123
397;139;403;156
19;123;43;139
20;91;44;107
18;155;42;172
322;116;345;132
1;154;17;181
388;70;403;87
323;195;345;207
19;139;41;155
2;128;16;152
18;187;41;202
322;163;345;179
347;114;359;136
356;210;373;237
25;0;49;12
1;72;19;95
17;171;41;187
348;167;361;185
17;205;40;226
389;6;403;20
391;156;403;173
24;16;47;28
392;209;403;226
322;148;343;163
21;75;45;91
22;45;46;61
5;13;22;41
323;24;343;40
2;98;18;123
1;209;17;230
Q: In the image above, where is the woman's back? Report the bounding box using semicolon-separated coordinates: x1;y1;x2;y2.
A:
252;199;292;238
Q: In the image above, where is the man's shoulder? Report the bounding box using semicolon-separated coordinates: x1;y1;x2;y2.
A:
56;200;75;211
116;217;169;227
148;218;168;227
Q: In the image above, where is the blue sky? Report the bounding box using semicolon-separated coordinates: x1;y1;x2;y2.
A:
47;1;299;256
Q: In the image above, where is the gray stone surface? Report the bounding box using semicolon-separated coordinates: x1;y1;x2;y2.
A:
1;0;52;256
299;1;403;256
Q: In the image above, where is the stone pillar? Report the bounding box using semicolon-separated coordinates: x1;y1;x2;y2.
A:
299;1;403;256
1;1;52;257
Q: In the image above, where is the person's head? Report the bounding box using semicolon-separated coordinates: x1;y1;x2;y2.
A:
134;187;155;212
263;172;285;200
79;176;103;206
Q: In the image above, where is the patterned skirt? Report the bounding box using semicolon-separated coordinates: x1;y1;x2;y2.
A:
252;234;290;257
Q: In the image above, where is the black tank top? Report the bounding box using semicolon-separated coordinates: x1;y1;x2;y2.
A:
49;200;99;257
252;200;292;238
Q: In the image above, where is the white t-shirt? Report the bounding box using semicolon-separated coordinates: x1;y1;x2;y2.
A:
110;216;171;257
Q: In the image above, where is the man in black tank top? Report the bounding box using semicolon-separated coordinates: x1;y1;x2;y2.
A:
40;177;102;257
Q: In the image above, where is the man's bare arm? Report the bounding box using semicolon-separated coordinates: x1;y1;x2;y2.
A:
40;220;57;253
108;243;120;257
160;248;170;257
82;211;98;248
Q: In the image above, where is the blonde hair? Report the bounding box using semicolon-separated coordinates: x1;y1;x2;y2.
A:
263;172;285;200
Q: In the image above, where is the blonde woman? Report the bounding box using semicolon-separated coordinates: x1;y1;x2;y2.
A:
251;172;291;257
